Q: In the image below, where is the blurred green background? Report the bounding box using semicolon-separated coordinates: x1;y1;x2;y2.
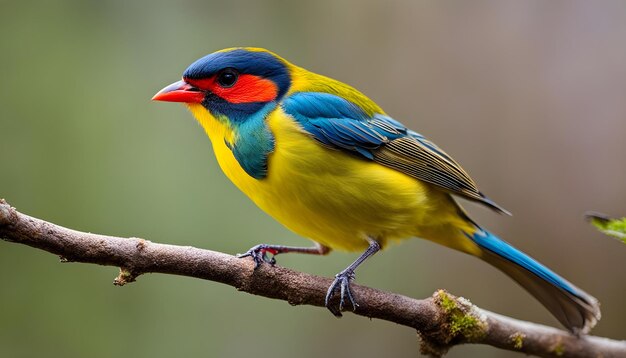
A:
1;1;625;357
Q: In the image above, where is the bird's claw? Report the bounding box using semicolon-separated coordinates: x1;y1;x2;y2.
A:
237;244;277;269
325;270;358;317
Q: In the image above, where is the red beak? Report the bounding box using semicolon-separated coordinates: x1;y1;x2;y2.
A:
152;80;205;103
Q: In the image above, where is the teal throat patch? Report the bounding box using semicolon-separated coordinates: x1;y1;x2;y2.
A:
226;104;276;179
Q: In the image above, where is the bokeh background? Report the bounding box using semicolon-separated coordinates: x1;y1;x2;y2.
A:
1;1;625;357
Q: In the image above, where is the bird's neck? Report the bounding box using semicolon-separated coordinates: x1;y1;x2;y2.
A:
186;102;276;179
186;103;236;145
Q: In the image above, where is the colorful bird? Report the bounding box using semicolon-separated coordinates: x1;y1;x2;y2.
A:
153;47;600;333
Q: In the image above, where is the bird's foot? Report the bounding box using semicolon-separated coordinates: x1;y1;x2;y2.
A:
237;244;278;269
325;269;358;317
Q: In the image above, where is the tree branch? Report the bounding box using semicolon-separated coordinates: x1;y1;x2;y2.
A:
0;199;624;357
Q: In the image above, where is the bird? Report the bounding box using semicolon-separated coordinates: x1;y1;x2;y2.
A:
152;47;600;333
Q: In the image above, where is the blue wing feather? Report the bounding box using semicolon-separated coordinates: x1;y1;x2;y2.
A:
281;91;509;214
282;92;405;154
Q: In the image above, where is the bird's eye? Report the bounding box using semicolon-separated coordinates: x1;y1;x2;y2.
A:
217;68;239;88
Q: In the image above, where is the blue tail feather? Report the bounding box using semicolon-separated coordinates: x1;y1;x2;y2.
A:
467;230;579;297
465;228;600;333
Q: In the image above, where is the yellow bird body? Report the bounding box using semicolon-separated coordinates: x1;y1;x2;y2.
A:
154;47;599;332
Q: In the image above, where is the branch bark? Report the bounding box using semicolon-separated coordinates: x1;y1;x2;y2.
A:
0;199;624;357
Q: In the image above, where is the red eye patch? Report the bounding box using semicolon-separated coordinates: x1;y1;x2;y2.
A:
186;74;278;104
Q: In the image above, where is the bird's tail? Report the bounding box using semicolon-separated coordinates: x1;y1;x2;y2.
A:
463;228;600;333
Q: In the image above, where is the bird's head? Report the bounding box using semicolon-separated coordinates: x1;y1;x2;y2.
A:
153;48;291;120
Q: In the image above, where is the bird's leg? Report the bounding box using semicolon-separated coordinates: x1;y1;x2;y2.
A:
325;237;381;317
237;243;330;268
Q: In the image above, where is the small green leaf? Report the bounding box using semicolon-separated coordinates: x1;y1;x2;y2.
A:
585;212;626;244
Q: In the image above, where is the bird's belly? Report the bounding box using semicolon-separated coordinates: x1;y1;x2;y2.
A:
257;166;430;251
